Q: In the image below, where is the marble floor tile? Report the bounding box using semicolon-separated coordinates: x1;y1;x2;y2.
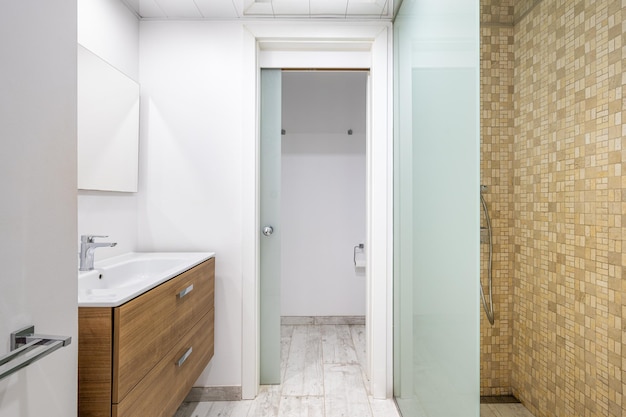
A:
175;399;255;417
174;401;213;417
246;385;282;417
349;324;369;386
281;325;295;380
224;401;255;417
176;324;537;417
321;325;359;365
176;324;400;417
282;325;324;396
277;395;325;417
207;401;253;417
323;363;372;417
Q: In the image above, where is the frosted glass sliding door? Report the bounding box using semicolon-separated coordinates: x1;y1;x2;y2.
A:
393;1;480;416
260;69;282;384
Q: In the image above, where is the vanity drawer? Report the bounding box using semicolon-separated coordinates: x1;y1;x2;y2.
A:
112;308;215;417
112;258;214;402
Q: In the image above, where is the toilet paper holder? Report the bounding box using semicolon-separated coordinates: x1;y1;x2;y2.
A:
353;243;365;267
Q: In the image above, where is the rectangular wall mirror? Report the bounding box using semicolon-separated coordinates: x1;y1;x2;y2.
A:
78;44;139;192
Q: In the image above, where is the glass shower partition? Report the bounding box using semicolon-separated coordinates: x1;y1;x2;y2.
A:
393;1;480;416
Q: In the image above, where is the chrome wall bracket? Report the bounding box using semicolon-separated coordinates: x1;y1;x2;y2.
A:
0;325;71;381
353;243;365;267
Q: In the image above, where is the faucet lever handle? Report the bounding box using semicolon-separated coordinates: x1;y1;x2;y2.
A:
81;235;109;243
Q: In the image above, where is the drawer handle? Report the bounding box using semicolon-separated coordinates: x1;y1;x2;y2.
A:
177;284;194;299
176;347;193;367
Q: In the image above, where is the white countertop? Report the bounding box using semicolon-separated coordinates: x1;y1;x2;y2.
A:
78;252;215;307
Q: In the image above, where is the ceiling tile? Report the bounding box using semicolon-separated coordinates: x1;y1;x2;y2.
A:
121;0;140;15
156;0;202;18
272;0;309;16
122;0;397;19
243;0;274;16
310;0;348;16
136;0;166;18
195;0;240;18
346;0;387;16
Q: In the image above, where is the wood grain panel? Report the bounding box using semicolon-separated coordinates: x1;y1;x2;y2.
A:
78;307;113;417
113;258;214;402
113;308;215;417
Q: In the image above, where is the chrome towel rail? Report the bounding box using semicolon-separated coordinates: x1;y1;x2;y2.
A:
0;325;71;381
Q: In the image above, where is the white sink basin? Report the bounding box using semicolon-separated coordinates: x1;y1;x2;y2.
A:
78;252;214;307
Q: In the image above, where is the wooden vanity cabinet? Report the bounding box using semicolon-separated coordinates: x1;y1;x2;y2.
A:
78;258;215;417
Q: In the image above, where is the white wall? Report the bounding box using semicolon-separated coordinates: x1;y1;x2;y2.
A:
77;0;140;260
139;21;393;393
0;2;78;416
139;21;245;387
281;72;367;316
78;0;139;81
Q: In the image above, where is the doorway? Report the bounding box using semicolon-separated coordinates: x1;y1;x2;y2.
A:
241;23;393;400
280;71;368;319
260;70;368;384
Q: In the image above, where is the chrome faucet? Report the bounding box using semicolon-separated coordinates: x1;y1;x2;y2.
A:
79;235;117;271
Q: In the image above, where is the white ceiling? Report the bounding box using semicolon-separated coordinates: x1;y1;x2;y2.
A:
121;0;401;20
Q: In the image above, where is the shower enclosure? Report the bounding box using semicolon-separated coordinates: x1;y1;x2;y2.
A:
393;0;480;416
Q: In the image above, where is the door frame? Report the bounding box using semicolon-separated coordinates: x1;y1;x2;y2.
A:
241;21;393;400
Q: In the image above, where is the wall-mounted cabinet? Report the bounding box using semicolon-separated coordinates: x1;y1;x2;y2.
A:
77;44;139;192
78;258;215;417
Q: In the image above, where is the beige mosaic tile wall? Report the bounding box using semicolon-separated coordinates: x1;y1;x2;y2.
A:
514;0;543;23
480;0;515;396
481;0;514;25
512;1;625;416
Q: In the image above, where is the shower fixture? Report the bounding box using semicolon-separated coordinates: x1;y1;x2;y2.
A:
480;185;495;325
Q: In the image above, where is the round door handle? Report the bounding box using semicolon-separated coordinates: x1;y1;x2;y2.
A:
262;226;274;236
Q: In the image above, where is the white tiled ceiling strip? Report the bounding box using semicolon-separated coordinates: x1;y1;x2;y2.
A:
122;0;395;19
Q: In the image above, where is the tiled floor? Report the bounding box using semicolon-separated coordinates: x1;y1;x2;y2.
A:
175;324;400;417
481;403;537;417
175;324;537;417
